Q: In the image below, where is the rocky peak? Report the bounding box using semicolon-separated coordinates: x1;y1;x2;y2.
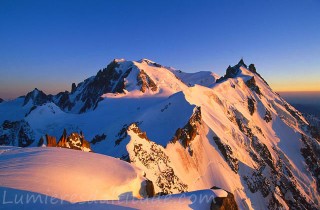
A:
39;129;92;152
125;123;188;195
71;83;76;93
248;63;269;86
0;98;4;103
237;58;247;68
115;122;149;147
57;129;67;147
54;59;134;113
249;63;257;73
128;123;150;141
171;106;202;149
226;65;239;78
216;63;242;83
23;88;52;106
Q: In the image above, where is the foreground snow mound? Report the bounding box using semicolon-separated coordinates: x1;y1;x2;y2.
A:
0;146;148;202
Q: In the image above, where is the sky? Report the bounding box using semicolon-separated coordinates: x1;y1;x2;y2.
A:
0;0;320;99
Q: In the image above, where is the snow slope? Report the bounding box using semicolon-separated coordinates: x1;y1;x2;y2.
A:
170;69;218;88
0;146;234;210
0;146;147;202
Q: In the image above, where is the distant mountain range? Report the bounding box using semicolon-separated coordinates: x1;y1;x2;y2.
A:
0;59;319;210
278;94;320;119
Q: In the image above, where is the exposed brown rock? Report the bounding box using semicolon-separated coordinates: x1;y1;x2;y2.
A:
81;138;91;150
247;97;255;115
171;107;202;149
145;179;155;197
45;134;57;147
57;129;67;147
213;136;239;173
55;129;91;151
210;187;238;210
137;70;157;93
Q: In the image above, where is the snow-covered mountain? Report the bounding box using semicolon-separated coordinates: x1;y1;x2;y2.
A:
0;58;319;209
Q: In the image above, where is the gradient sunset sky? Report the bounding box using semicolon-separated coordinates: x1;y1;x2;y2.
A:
1;0;319;99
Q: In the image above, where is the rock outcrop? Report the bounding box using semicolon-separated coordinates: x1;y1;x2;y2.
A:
38;129;92;152
245;77;262;96
0;120;34;147
210;187;238;210
137;69;158;93
213;136;239;173
171;106;202;149
126;123;188;195
145;179;155;197
57;130;92;152
91;133;107;144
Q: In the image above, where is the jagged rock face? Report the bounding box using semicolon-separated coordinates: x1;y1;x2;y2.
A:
45;134;57;147
171;107;201;149
283;102;304;123
248;63;270;86
72;60;129;113
54;91;74;111
245;77;262;96
216;59;246;83
264;109;272;123
23;88;52;106
126;123;188;195
248;63;257;74
247;97;255;115
310;125;320;143
223;102;318;209
137;70;157;93
300;134;320;192
213;136;239;173
53;59;133;113
0;120;34;147
237;59;247;68
225;66;239;79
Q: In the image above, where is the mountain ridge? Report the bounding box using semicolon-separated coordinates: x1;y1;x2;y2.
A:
0;58;319;209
